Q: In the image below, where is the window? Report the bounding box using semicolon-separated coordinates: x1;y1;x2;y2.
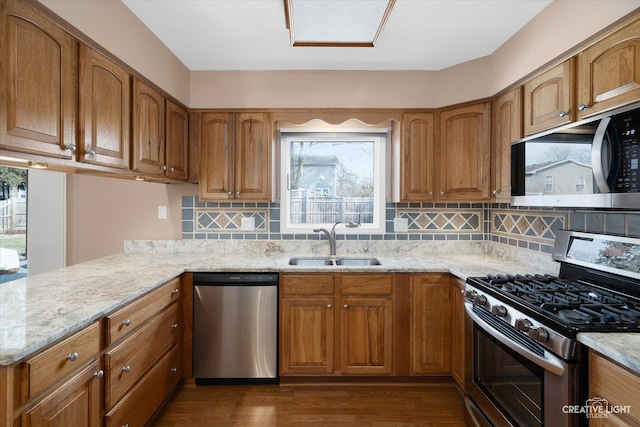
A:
575;175;585;192
544;175;553;193
280;132;386;234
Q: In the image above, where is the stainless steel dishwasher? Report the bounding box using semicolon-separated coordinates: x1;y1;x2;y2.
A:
193;272;278;384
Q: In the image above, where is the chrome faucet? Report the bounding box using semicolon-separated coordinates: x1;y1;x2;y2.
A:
313;222;341;256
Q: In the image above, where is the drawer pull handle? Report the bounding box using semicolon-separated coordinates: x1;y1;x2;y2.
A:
93;370;104;378
122;319;131;326
172;288;179;295
171;323;179;330
171;367;178;373
67;352;79;362
122;365;131;373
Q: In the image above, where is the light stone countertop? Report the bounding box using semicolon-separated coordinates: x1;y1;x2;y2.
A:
1;240;638;376
578;333;640;375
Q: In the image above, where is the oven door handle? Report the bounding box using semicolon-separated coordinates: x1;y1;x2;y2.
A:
465;304;566;376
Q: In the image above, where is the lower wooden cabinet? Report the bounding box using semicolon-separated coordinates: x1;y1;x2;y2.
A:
280;273;394;376
450;278;466;389
589;350;640;426
410;274;451;375
23;360;102;427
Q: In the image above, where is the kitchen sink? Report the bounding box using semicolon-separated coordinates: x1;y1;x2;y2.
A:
288;257;381;266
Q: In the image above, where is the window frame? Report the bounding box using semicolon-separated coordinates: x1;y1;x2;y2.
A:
279;132;387;235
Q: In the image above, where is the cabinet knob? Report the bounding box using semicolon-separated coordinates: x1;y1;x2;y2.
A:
558;111;568;117
343;304;349;309
169;167;175;172
161;165;167;171
171;323;179;329
67;352;79;362
93;370;104;378
87;148;96;156
227;191;233;196
429;191;434;196
439;191;445;196
122;365;131;373
327;304;332;309
122;424;130;427
122;319;131;327
172;288;179;295
236;191;240;196
578;103;589;111
493;189;499;195
64;143;76;152
171;367;178;373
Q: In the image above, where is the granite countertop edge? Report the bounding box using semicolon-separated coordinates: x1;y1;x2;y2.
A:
1;251;638;376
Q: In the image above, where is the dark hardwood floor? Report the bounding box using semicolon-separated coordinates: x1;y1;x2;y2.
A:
152;381;468;426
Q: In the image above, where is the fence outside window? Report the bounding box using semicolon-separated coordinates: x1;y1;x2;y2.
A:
290;189;373;224
0;199;26;233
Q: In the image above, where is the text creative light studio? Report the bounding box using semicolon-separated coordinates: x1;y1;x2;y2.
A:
562;397;632;419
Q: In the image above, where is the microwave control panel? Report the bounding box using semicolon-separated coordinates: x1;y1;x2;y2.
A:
613;111;640;193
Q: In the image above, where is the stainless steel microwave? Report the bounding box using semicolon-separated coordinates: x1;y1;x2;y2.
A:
511;103;640;208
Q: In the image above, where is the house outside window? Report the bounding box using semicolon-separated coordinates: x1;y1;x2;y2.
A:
545;175;553;193
280;132;386;234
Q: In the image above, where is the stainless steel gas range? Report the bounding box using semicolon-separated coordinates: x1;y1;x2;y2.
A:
464;230;640;427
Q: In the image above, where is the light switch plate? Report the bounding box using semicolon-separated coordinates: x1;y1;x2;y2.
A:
158;206;167;220
241;217;255;230
394;217;408;232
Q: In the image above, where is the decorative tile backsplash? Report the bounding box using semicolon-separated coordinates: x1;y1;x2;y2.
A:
181;196;640;254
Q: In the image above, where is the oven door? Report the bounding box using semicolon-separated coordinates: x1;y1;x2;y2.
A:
464;303;584;427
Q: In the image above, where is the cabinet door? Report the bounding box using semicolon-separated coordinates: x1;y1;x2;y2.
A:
234;112;271;201
401;112;436;201
78;44;130;169
199;112;233;200
165;101;189;181
280;298;335;375
340;297;393;375
410;274;451;375
491;88;522;202
578;18;640;120
23;360;102;427
523;59;574;136
1;0;76;160
131;78;165;176
438;102;491;201
450;278;465;389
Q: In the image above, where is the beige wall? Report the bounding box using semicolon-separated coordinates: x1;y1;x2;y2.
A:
65;174;198;265
38;0;190;105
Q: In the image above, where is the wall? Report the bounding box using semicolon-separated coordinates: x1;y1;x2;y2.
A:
65;174;197;265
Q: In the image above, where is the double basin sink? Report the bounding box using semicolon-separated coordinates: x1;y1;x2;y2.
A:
289;256;381;266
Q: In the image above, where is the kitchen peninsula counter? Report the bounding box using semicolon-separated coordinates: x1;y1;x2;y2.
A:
0;241;637;376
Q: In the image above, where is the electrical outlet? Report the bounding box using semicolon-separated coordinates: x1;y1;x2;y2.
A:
241;217;255;230
394;217;408;232
158;206;167;220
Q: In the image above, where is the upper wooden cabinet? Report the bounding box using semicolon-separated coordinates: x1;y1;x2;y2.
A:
199;112;271;201
523;59;574;136
131;79;189;180
438;102;491;201
132;78;165;176
165;101;189;181
491;88;522;202
400;112;436;201
578;18;640;120
0;0;77;161
78;44;130;169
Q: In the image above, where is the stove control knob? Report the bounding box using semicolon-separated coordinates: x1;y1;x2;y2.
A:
464;290;477;301
514;318;532;332
491;305;507;318
473;294;487;307
528;327;550;343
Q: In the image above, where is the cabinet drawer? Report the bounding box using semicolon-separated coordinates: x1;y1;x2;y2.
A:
24;322;100;400
105;277;181;345
281;274;335;296
104;303;180;408
105;344;182;427
340;275;393;295
589;350;640;424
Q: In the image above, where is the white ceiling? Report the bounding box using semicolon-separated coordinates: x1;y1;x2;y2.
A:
121;0;553;71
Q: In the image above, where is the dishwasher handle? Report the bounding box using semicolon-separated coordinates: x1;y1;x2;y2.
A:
193;272;279;285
